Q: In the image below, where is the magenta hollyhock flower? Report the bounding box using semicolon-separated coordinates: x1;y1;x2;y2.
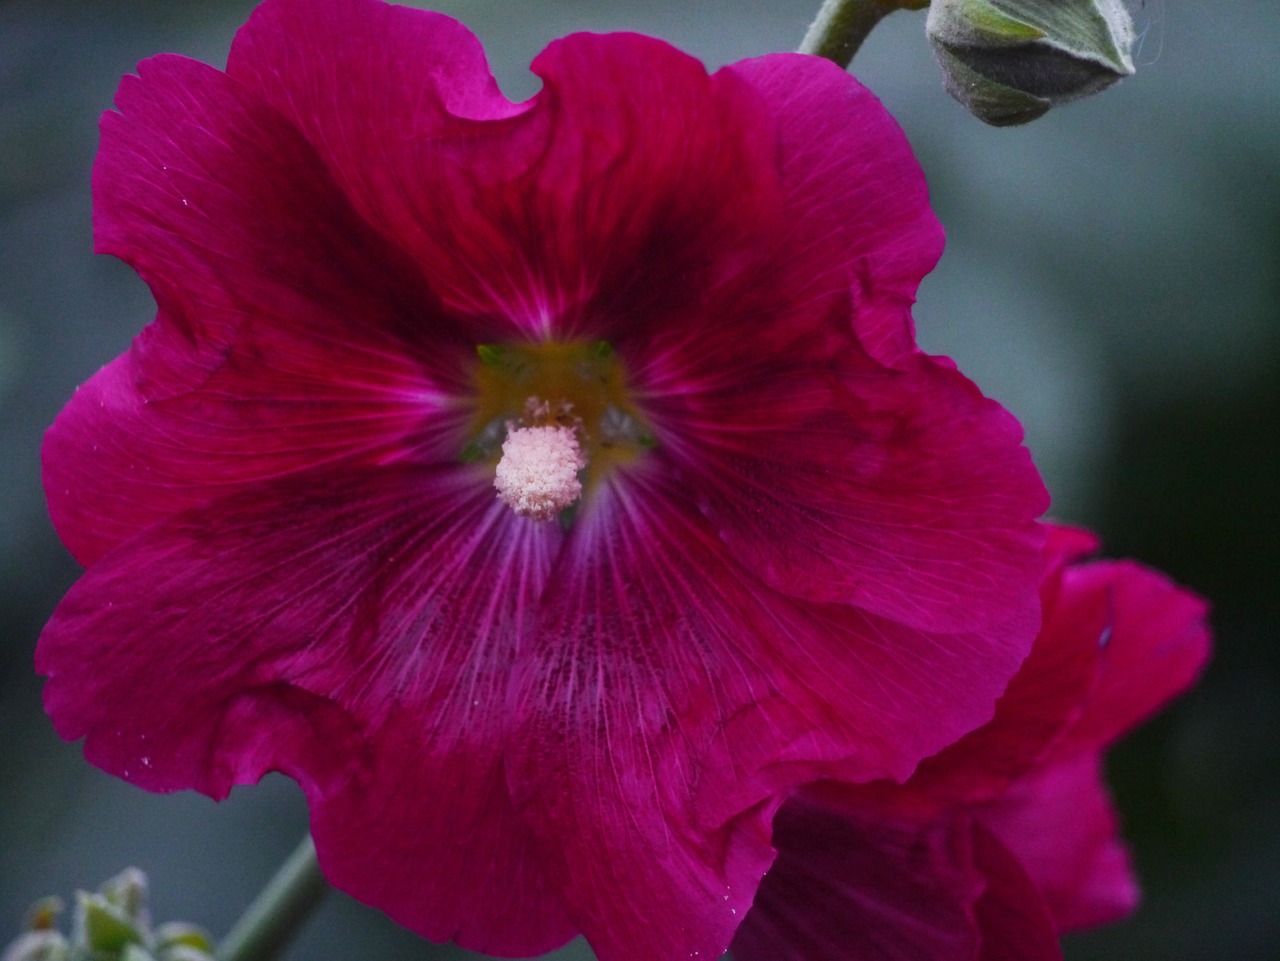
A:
37;1;1049;958
732;525;1211;961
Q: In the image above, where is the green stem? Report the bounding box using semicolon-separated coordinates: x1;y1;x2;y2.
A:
216;836;329;961
798;0;925;68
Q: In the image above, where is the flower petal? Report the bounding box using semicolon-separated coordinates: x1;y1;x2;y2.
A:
976;754;1139;932
971;825;1063;961
659;353;1047;642
43;309;463;566
734;787;983;961
38;467;576;954
94;52;476;354
725;54;945;366
56;51;483;565
506;467;1029;961
1041;524;1101;574
630;53;1044;642
228;3;780;338
908;528;1104;803
1054;559;1211;755
312;705;577;956
229;0;518;127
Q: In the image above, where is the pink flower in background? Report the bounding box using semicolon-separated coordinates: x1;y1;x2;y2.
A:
37;0;1048;958
733;525;1211;961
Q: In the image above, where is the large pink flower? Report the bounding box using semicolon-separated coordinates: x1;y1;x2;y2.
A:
732;526;1211;961
37;2;1048;958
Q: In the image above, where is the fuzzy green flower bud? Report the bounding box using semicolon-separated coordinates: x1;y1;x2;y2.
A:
4;871;214;961
1;931;70;961
926;0;1135;125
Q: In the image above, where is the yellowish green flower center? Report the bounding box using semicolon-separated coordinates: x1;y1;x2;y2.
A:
465;340;654;520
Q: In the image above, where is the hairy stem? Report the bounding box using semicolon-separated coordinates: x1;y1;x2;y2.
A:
216;836;329;961
799;0;927;68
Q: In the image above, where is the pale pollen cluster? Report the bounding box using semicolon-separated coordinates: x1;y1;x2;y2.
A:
493;423;586;520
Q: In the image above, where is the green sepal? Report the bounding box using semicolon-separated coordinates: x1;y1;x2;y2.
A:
151;925;212;957
988;0;1133;71
947;0;1045;46
76;895;145;956
98;871;147;926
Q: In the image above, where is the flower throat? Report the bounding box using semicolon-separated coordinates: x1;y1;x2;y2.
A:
465;340;654;521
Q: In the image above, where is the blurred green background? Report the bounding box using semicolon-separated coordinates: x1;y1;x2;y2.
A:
1;1;1276;958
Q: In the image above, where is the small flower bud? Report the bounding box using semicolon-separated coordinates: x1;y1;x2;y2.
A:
5;869;212;961
1;931;69;961
926;0;1135;125
23;900;63;934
